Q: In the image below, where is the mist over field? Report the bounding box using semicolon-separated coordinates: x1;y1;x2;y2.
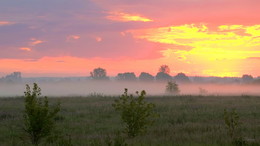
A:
0;81;260;97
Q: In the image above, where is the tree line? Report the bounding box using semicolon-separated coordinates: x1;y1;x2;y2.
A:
90;65;191;83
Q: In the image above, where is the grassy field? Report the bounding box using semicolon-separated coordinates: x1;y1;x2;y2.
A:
0;95;259;145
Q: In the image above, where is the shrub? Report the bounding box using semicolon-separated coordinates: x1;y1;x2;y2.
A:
23;83;60;145
112;89;158;137
224;109;246;145
165;81;180;95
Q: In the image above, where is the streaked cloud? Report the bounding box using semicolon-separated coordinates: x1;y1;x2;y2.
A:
106;11;153;22
0;21;13;26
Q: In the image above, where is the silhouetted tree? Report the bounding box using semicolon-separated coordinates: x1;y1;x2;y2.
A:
174;73;190;83
139;72;154;81
156;72;172;81
90;67;109;80
165;81;180;95
199;87;208;95
0;72;22;82
116;72;137;81
159;65;170;74
241;74;253;83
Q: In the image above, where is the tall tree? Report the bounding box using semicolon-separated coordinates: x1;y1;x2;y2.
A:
0;72;22;82
156;65;172;81
90;67;109;80
159;65;170;74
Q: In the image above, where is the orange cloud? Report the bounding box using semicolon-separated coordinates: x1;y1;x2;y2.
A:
106;11;153;22
20;47;32;52
30;39;44;46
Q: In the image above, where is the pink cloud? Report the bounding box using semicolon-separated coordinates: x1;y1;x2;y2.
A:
94;36;102;42
94;0;260;25
106;11;153;22
20;47;31;52
0;21;13;26
67;35;81;41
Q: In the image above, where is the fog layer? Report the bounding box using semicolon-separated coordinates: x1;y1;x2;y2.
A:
0;81;260;97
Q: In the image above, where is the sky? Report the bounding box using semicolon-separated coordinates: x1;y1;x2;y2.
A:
0;0;260;77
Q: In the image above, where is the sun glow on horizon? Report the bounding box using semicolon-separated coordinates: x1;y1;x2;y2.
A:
128;24;260;77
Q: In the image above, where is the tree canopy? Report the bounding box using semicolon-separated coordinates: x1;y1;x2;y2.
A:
159;65;170;74
174;73;190;83
90;67;109;80
139;72;154;81
156;72;172;81
116;72;137;81
241;74;253;83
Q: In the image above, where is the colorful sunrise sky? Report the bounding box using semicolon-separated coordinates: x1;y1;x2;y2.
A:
0;0;260;77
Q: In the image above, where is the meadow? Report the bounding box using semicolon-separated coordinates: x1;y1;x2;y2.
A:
0;95;259;145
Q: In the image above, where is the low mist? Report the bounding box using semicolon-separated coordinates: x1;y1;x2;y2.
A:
0;81;260;97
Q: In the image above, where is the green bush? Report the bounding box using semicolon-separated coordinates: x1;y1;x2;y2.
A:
22;83;60;145
112;89;158;137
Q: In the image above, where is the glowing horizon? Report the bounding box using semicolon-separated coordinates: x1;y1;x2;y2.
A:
0;0;260;77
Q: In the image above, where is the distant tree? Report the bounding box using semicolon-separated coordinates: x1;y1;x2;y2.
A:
116;72;137;81
165;81;180;95
192;76;205;83
139;72;154;81
156;65;172;82
90;67;109;80
174;73;190;83
241;74;253;83
159;65;170;74
0;72;22;82
156;72;172;82
199;87;208;95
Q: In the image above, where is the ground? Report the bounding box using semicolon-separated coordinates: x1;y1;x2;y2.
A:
0;95;259;145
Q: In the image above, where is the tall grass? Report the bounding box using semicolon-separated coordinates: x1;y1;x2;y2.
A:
0;95;259;145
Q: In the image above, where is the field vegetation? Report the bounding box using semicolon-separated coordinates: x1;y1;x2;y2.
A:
0;93;259;145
